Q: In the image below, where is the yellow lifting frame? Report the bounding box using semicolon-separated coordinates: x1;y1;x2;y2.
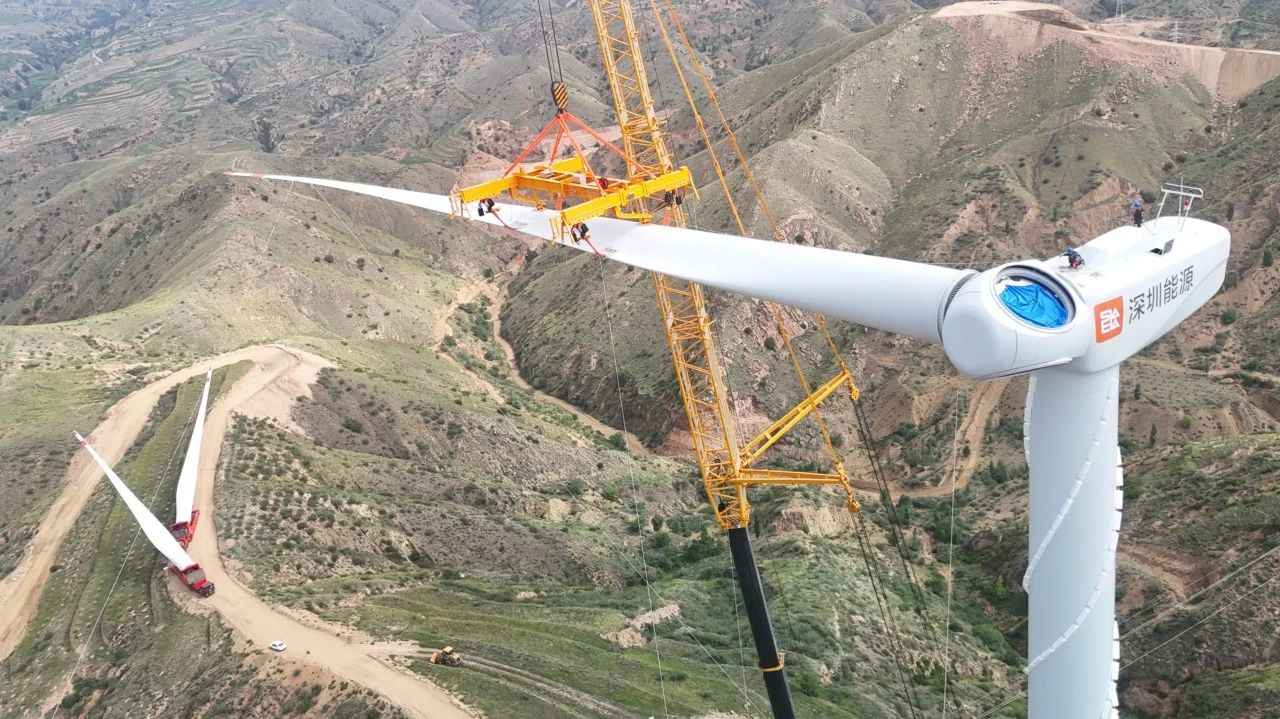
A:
453;158;694;238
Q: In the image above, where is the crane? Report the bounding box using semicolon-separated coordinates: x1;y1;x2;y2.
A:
235;2;877;715
451;2;864;715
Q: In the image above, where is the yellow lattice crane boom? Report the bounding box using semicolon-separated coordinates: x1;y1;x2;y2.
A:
451;3;868;715
581;0;860;531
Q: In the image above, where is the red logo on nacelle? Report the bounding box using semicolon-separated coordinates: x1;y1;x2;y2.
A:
1094;297;1124;343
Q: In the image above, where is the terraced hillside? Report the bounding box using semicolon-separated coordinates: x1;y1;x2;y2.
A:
1;1;1280;718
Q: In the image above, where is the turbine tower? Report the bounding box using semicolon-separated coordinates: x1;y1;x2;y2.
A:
228;172;1228;717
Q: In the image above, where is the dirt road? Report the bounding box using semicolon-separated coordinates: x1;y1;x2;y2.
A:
0;345;474;719
0;345;310;661
935;1;1280;99
184;346;475;719
851;379;1008;500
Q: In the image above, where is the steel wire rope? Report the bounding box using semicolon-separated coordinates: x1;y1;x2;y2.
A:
311;185;385;274
850;402;934;717
536;1;558;87
594;256;671;718
536;410;769;715
545;0;565;83
1119;538;1280;640
941;399;962;719
972;537;1280;719
853;514;924;719
853;402;937;625
261;180;296;252
1120;564;1280;671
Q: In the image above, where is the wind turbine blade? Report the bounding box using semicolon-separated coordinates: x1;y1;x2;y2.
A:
174;370;211;525
226;172;972;342
74;432;198;570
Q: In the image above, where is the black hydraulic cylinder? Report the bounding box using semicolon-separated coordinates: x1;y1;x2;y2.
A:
728;526;796;719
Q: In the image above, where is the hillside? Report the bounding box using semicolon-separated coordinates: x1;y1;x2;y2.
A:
1;1;1279;718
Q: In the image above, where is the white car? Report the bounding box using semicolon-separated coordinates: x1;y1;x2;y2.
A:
269;640;287;652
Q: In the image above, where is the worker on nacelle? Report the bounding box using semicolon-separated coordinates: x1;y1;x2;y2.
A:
1063;247;1084;270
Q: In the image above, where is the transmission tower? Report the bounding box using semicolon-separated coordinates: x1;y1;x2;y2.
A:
1170;19;1181;42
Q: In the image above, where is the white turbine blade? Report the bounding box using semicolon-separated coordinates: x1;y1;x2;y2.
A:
74;432;198;570
226;172;970;342
174;369;212;524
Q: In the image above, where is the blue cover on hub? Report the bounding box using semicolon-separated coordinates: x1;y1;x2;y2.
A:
999;282;1068;328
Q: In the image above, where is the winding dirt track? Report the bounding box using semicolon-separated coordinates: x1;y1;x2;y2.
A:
0;345;474;719
0;345;304;661
936;1;1280;99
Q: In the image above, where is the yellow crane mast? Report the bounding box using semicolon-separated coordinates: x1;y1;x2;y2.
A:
453;3;866;715
582;0;861;532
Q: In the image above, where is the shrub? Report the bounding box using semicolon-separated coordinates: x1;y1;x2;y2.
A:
972;623;1005;652
341;418;363;433
1220;309;1238;325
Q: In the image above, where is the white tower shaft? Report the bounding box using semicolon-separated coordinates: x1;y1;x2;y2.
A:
1025;367;1121;718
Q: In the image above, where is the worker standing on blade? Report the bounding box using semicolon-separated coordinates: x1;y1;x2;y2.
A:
477;198;496;217
1131;196;1144;227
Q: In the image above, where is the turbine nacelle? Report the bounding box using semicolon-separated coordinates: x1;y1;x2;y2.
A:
941;216;1230;379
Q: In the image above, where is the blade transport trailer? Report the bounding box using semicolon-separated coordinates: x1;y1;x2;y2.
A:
74;432;215;597
171;369;212;547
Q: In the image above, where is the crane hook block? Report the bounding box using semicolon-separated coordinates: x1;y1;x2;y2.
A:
552;81;569;112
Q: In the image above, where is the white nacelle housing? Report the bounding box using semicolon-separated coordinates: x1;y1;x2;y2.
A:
941;216;1230;379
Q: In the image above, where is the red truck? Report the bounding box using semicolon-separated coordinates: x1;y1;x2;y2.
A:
173;562;215;596
169;510;200;548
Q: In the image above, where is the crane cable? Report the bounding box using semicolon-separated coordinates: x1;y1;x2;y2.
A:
645;0;850;497
854;514;924;719
595;257;671;718
535;0;565;87
972;551;1280;719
